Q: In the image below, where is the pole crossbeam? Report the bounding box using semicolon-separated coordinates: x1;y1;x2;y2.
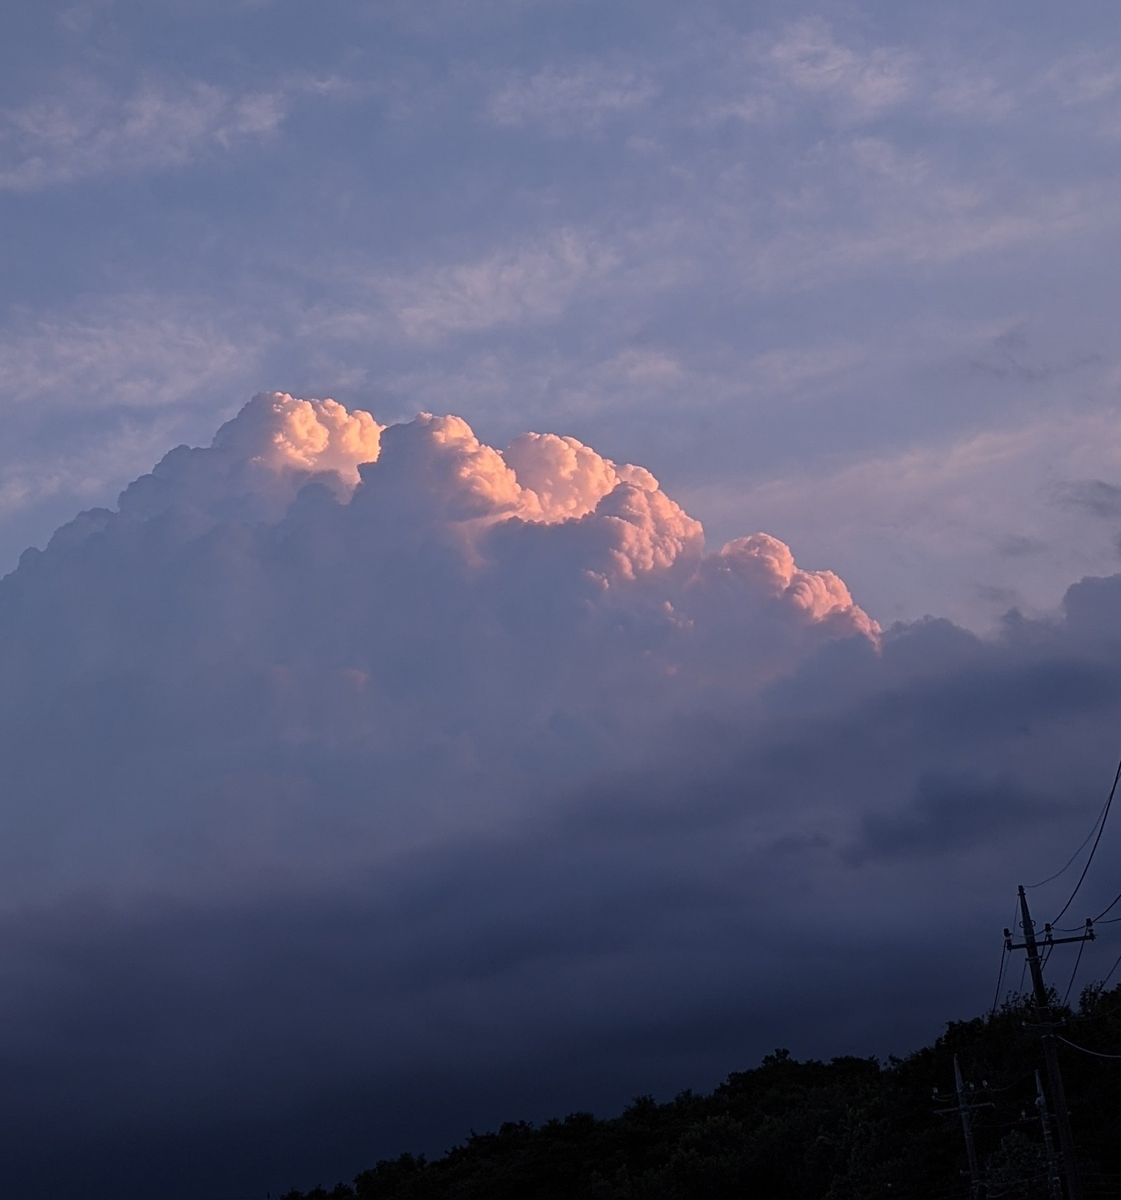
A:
1008;933;1094;950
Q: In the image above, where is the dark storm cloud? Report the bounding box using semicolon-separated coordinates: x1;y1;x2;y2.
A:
993;534;1046;559
0;784;1041;1197
1055;479;1121;519
3;395;1121;1198
848;772;1067;863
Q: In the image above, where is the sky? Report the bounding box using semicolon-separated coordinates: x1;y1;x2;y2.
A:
3;2;1121;1197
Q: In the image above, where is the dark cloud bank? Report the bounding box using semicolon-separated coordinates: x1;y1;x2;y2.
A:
2;395;1120;1198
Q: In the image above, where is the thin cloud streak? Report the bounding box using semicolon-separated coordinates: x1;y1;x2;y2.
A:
0;79;287;191
484;61;658;133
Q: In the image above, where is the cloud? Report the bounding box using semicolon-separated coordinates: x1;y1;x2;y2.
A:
1055;479;1121;519
485;62;658;134
846;771;1065;863
116;392;384;522
688;398;1121;629
1044;50;1121;108
7;394;1121;1195
0;394;874;897
0;295;272;560
377;230;619;342
723;18;914;125
768;19;913;114
931;68;1018;122
0;297;262;414
0;77;291;191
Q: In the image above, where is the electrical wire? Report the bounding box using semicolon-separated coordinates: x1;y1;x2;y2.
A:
1027;800;1110;889
991;940;1009;1017
1094;886;1121;922
1056;1033;1121;1060
990;894;1023;1014
976;1069;1037;1095
1051;751;1121;925
1100;948;1121;991
1064;936;1088;1007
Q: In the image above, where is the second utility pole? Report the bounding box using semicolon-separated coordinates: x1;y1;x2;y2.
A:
1006;885;1086;1200
933;1055;991;1198
953;1054;981;1199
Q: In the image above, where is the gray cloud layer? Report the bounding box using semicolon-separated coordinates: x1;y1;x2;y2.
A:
2;395;1120;1197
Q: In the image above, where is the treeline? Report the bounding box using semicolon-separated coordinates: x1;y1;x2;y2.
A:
282;983;1121;1200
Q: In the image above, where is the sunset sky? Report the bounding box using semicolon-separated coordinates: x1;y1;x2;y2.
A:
3;2;1121;1197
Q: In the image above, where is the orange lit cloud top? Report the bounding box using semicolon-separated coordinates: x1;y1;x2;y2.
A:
115;391;873;640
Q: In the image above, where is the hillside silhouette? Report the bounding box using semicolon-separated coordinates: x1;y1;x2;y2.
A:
281;983;1121;1199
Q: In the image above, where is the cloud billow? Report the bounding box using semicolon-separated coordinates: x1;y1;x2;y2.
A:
0;392;875;899
3;393;1121;1197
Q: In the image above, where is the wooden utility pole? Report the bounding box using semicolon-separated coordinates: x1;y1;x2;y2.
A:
1036;1068;1063;1200
1003;885;1093;1200
933;1054;991;1199
954;1055;982;1199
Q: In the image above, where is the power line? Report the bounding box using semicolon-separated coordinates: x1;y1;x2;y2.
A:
991;895;1018;1015
1093;887;1121;922
1056;1034;1121;1061
1028;801;1110;889
978;1070;1037;1094
1099;948;1121;990
991;940;1008;1017
1064;937;1088;1007
1051;752;1121;925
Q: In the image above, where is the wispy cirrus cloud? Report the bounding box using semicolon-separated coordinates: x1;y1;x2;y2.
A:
717;18;915;125
706;19;1121;138
484;62;658;134
0;294;271;530
929;66;1019;123
763;18;914;116
386;230;619;339
745;163;1118;293
0;78;289;192
1044;49;1121;108
0;296;267;412
306;229;620;345
0;419;181;520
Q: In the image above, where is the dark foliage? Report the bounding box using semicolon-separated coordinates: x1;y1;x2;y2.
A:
282;985;1121;1200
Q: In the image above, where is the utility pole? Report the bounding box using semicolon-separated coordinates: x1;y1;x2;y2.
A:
954;1055;981;1199
933;1054;991;1199
1004;885;1093;1200
955;1056;984;1195
1036;1068;1063;1200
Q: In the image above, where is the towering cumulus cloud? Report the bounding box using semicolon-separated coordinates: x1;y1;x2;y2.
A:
0;393;874;903
0;393;874;843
